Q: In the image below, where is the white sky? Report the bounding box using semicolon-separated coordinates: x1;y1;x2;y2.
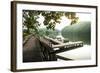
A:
38;13;91;31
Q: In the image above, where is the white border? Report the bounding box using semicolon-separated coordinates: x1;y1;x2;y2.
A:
16;3;96;69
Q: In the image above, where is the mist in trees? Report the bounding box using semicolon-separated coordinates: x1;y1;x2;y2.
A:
61;21;91;44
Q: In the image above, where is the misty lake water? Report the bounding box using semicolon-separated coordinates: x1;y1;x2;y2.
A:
57;45;91;61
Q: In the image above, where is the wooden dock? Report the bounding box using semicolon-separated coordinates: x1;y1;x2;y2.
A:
52;41;83;48
43;36;83;54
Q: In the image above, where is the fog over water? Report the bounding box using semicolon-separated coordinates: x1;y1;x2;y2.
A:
57;45;91;60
